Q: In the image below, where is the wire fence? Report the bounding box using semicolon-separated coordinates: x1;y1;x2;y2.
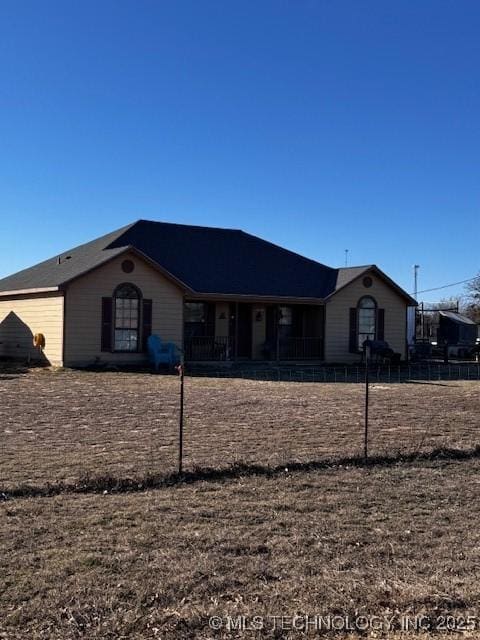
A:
188;361;480;383
0;365;479;493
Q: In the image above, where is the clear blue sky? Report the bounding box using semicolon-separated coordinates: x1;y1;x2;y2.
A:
1;1;478;302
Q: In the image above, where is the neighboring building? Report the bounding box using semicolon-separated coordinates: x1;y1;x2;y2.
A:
437;310;479;357
0;220;415;367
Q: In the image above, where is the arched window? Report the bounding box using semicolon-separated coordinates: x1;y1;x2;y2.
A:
357;296;377;349
114;283;141;352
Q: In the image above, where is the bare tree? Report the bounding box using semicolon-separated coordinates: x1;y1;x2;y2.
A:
464;273;480;323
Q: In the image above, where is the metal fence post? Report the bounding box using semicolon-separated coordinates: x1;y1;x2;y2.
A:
364;344;370;461
177;359;185;475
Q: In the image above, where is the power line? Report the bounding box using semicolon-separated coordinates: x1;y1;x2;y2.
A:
411;275;478;296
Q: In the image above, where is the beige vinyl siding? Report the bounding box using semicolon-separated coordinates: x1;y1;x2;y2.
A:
0;293;64;365
324;273;407;363
64;252;183;367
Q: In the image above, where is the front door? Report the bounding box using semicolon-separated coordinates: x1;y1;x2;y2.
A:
236;303;253;358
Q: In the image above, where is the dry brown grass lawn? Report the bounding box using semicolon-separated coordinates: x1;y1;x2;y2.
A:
0;369;479;490
1;370;480;637
2;457;480;639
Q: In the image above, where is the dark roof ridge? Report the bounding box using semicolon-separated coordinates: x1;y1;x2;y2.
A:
237;229;334;272
58;221;137;254
132;218;243;233
129;220;333;272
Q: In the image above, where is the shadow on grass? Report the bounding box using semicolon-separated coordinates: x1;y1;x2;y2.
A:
2;445;480;501
0;363;31;376
407;380;460;387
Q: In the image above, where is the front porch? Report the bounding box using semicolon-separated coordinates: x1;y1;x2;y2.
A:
183;301;324;362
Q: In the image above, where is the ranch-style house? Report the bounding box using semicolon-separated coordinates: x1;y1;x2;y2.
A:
0;220;416;367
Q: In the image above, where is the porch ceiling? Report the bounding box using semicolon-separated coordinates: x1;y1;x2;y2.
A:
184;293;326;305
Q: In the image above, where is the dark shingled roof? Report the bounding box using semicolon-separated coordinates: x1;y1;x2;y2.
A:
0;223;135;293
0;220;413;302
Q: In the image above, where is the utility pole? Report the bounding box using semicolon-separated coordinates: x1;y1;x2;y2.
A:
344;249;349;267
413;264;420;300
413;265;420;341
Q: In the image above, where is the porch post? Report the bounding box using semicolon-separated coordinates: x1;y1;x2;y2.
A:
321;305;326;361
234;301;239;361
276;305;280;361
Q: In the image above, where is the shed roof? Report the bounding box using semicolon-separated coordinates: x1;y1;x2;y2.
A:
439;310;477;325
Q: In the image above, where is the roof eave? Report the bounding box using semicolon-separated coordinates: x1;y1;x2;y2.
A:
185;292;325;304
0;286;60;298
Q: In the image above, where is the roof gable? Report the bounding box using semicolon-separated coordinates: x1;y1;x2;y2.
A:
327;264;416;305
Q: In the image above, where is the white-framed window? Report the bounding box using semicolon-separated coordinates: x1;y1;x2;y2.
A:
357;296;377;349
114;283;141;352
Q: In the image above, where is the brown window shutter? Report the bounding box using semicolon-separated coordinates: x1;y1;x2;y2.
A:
101;297;113;352
142;299;153;352
349;307;358;353
377;308;385;341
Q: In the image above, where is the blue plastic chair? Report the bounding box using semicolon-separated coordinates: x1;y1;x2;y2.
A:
147;334;178;370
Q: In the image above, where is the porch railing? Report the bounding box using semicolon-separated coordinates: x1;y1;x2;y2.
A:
184;336;324;361
184;336;233;361
279;337;324;360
